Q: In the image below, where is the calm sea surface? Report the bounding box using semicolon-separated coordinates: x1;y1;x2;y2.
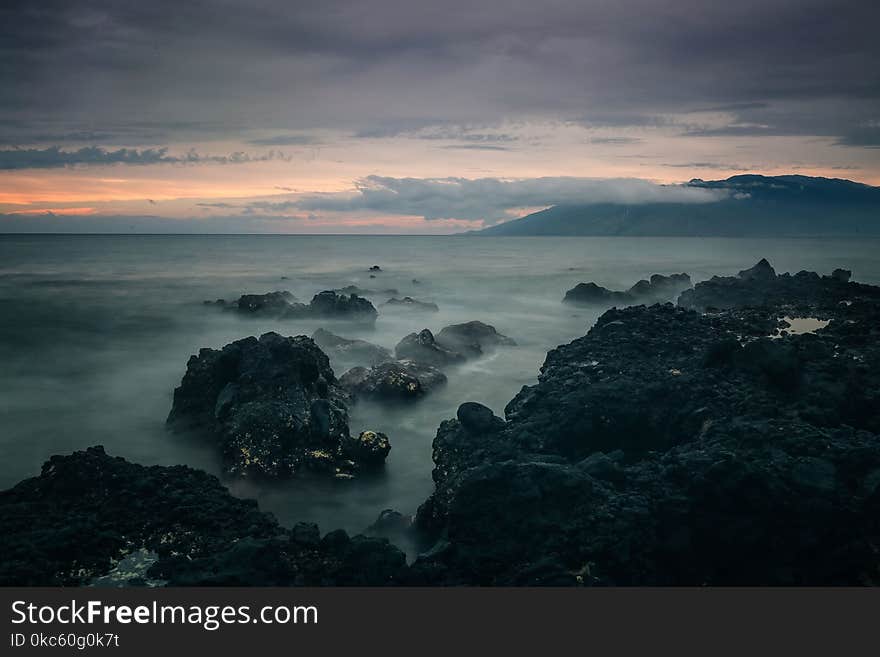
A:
1;235;878;538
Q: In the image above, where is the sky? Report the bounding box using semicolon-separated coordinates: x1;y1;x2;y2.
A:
1;0;879;233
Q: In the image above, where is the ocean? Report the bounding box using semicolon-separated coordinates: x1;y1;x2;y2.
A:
2;234;878;540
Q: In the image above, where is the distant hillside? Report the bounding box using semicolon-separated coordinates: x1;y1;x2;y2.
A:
474;175;880;236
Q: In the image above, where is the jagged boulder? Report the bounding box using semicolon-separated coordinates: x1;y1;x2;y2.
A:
167;332;364;478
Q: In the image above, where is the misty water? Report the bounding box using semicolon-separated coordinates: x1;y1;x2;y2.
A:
2;234;879;541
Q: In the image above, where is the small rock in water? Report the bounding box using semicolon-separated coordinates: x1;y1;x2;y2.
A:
383;296;440;312
345;430;391;465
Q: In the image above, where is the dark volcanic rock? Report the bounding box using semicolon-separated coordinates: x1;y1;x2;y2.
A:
345;431;391;465
311;328;392;369
435;321;516;358
383;297;440;312
413;264;880;585
395;329;466;368
237;290;300;314
167;332;363;479
205;290;377;322
307;291;378;322
737;257;776;281
394;322;515;367
562;282;623;305
832;268;852;283
0;446;407;586
563;273;692;307
205;290;306;316
678;259;877;312
340;360;447;402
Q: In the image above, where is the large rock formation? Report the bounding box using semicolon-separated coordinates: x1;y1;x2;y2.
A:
563;272;692;306
411;262;880;585
0;446;406;586
167;331;384;478
677;258;874;312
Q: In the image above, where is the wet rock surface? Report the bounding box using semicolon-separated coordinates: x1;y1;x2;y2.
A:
205;290;303;316
311;328;393;370
167;331;371;478
412;261;880;585
395;328;466;368
306;291;378;322
434;321;516;358
0;446;406;586
205;290;377;322
563;273;692;306
340;360;447;402
395;322;515;366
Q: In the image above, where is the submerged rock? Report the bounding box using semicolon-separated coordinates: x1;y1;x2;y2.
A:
167;331;366;478
307;291;378;322
394;322;515;367
237;290;300;314
412;264;880;585
435;321;516;358
563;273;692;306
395;328;466;368
311;328;392;369
205;290;304;316
383;297;440;312
204;290;377;322
0;446;406;586
340;360;446;402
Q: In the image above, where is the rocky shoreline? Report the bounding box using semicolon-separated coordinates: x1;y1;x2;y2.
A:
2;260;879;585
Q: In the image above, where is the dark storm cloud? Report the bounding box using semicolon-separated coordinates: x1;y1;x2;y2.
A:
0;146;291;169
1;0;878;148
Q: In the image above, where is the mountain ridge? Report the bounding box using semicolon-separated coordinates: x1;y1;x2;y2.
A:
472;174;880;237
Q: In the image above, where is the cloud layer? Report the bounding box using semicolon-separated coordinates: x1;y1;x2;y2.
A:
2;0;878;147
293;176;727;223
